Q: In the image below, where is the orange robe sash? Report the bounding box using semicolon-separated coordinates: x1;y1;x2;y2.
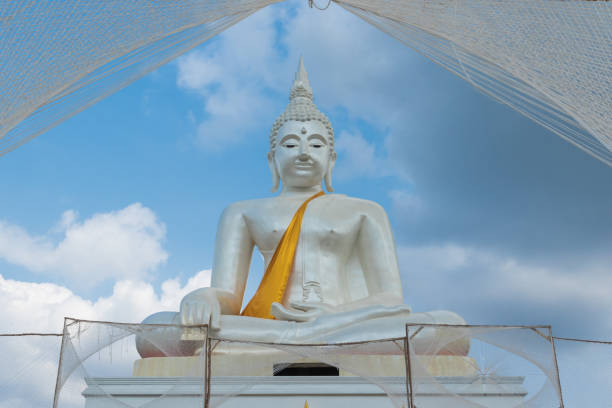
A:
241;191;325;319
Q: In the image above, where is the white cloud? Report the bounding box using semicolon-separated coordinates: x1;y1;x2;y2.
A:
0;270;211;407
389;189;424;218
176;52;224;90
176;6;286;150
281;3;418;123
400;244;471;274
0;203;168;289
399;244;612;333
0;269;212;332
174;1;419;165
398;242;612;407
334;130;391;180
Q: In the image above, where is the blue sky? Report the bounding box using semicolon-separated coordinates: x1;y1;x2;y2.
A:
1;1;611;406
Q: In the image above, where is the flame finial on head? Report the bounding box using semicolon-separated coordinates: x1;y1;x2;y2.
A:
269;57;334;152
290;57;313;101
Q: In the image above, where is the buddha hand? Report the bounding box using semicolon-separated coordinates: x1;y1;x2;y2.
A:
270;301;334;322
180;287;222;330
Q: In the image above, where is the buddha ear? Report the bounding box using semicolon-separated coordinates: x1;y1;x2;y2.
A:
324;151;337;192
267;151;280;192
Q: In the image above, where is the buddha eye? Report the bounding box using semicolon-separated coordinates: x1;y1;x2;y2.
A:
310;143;323;148
284;143;298;148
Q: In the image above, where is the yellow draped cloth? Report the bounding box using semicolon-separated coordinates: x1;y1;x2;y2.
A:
241;191;325;319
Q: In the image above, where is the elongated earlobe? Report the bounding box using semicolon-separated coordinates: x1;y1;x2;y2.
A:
267;152;280;192
324;151;337;192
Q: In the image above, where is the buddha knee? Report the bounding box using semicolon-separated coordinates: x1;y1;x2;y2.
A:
136;311;200;358
428;310;470;356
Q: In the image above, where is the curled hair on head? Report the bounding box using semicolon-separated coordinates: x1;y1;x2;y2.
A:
269;58;334;154
269;107;334;153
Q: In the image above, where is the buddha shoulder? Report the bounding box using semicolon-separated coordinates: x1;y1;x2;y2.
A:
325;194;391;224
216;197;283;223
325;194;386;212
218;195;389;224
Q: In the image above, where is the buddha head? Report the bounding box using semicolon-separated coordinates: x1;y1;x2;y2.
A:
268;58;336;192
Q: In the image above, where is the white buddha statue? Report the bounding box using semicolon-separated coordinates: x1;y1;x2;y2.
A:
136;59;468;359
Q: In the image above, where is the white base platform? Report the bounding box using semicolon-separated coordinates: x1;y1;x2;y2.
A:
83;376;526;407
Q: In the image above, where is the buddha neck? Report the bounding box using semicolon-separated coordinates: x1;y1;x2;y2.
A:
280;184;323;197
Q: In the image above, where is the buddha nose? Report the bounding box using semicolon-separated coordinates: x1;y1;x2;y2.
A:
298;142;309;159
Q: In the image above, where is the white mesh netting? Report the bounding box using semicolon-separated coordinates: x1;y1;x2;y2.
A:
4;318;611;406
53;318;210;408
0;0;280;156
0;333;62;407
1;1;611;165
37;319;579;407
335;0;612;166
405;324;564;407
554;337;612;406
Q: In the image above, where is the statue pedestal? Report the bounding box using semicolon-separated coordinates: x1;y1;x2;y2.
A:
82;347;526;406
133;354;479;377
82;376;526;407
133;343;480;378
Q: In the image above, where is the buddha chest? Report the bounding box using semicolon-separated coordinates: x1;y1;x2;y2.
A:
244;195;366;305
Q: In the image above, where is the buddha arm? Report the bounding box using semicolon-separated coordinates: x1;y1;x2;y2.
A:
210;203;255;315
355;203;404;306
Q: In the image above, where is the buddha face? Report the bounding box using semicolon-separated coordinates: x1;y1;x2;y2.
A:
269;120;336;191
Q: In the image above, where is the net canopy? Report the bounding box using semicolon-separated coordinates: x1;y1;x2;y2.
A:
554;337;612;407
335;0;612;166
405;324;564;408
3;318;611;407
0;333;62;407
0;0;610;165
0;0;281;156
46;319;570;408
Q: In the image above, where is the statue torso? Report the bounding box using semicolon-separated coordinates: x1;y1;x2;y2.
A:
239;194;377;308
